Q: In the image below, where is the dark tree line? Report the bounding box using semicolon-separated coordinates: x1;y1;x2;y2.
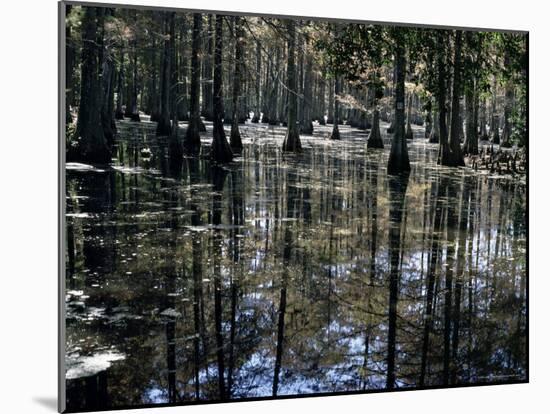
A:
66;7;527;174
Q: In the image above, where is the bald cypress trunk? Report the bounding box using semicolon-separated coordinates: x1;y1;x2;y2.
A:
129;34;140;122
278;61;286;125
297;38;304;127
464;88;478;156
387;65;397;134
330;76;341;140
65;4;75;124
367;108;384;148
424;100;433;138
156;15;171;136
149;14;161;122
326;78;334;125
177;17;189;122
100;50;116;146
114;48;125;120
224;18;236;125
202;15;214;121
429;110;440;143
75;6;111;164
387;41;410;174
269;47;281;126
490;77;500;144
437;32;452;165
97;9;116;146
300;35;314;134
230;17;244;150
359;88;370;130
211;15;233;163
184;13;202;155
319;75;327;125
501;50;514;148
491;115;500;144
282;20;302;152
405;93;413;140
168;13;183;165
144;34;156;116
448;30;465;166
463;32;478;156
479;98;488;140
367;75;384;148
251;40;262;123
261;54;271;124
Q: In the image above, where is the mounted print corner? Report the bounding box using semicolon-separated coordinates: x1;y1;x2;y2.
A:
59;0;528;412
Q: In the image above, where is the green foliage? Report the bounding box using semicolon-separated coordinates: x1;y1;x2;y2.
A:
511;82;527;146
66;5;83;32
315;24;387;81
497;32;528;82
414;29;453;100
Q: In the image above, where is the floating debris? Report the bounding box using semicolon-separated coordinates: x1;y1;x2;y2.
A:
160;308;181;318
66;350;125;380
66;163;105;173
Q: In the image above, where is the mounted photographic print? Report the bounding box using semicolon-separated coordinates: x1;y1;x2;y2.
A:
59;1;528;412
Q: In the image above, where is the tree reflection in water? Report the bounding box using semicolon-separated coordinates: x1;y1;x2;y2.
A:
65;120;526;411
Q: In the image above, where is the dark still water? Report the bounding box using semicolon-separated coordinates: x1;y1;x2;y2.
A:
65;120;527;411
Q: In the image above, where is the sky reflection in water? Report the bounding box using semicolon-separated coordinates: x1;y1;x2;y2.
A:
65;119;527;411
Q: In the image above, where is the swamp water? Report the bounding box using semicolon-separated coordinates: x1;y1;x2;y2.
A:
65;119;526;410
